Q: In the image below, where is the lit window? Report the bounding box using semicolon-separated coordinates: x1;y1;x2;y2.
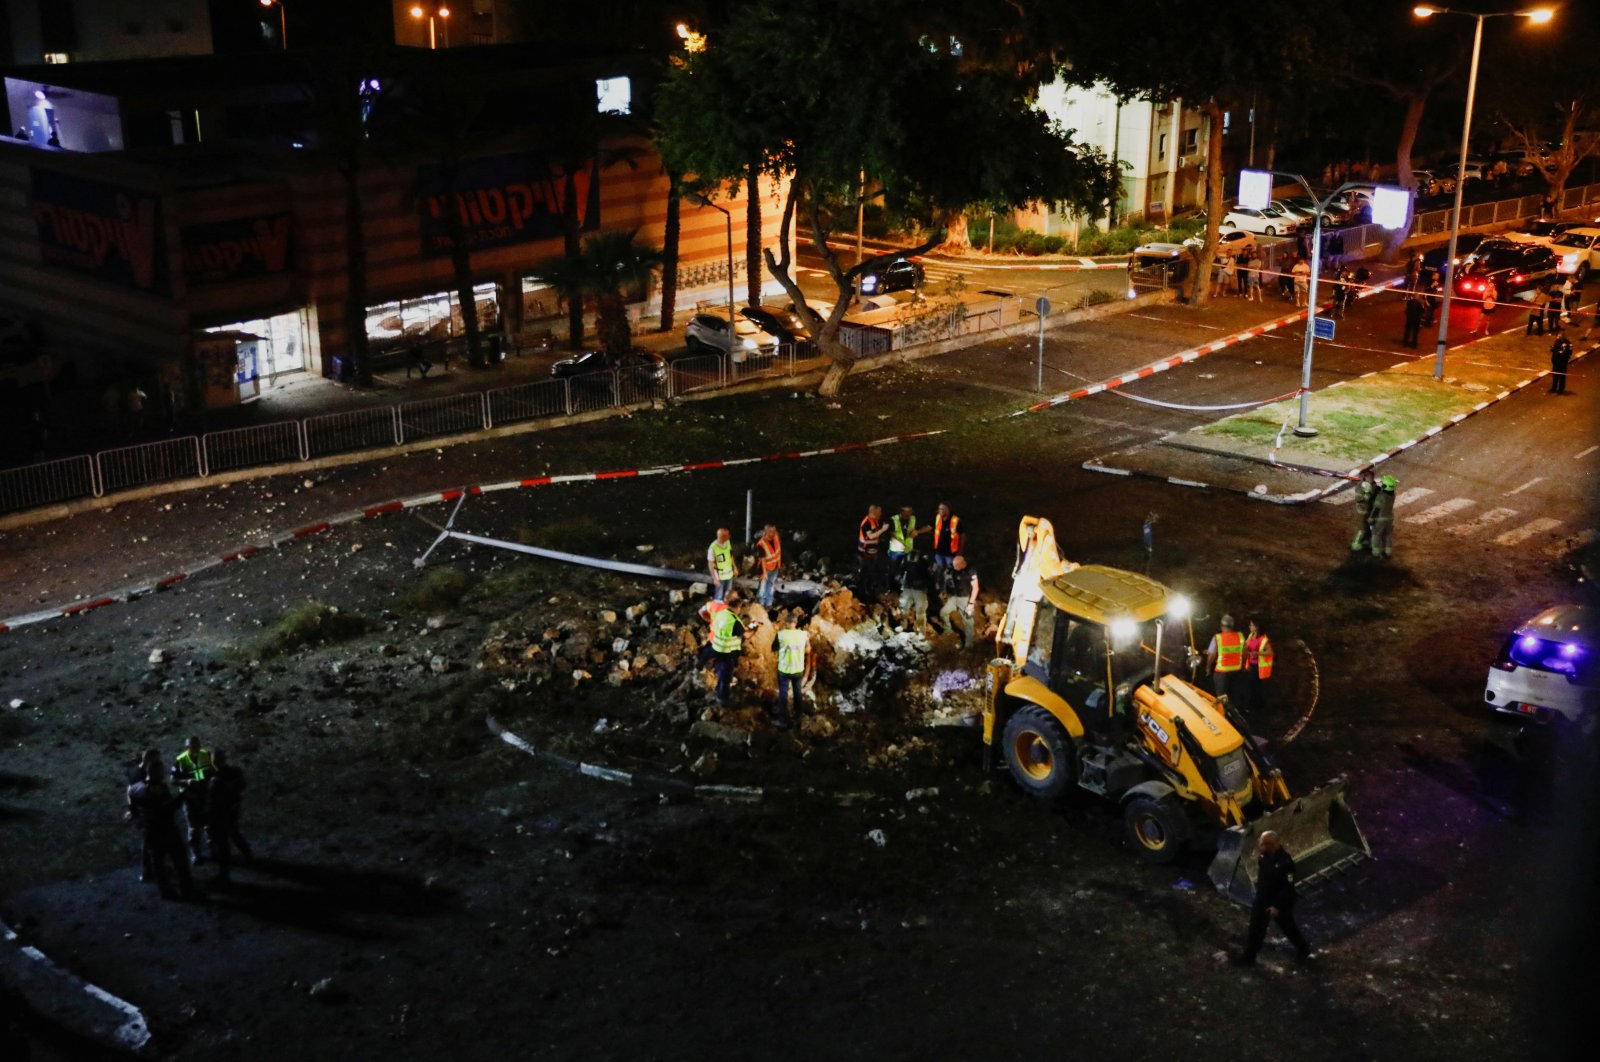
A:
43;52;70;64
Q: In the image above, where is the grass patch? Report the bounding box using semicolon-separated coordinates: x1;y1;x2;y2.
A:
253;600;372;658
398;565;475;613
538;514;610;553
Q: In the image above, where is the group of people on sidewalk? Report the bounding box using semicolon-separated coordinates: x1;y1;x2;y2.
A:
123;736;252;899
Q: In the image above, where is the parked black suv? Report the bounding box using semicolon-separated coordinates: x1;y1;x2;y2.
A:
1453;239;1558;299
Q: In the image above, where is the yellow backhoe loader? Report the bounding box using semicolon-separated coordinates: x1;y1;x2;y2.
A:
983;516;1369;904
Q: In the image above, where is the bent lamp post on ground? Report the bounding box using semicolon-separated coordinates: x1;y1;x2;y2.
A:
1238;169;1408;436
1414;4;1554;380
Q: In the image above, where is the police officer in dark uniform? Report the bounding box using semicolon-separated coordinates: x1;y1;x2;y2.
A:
208;748;254;885
1232;830;1311;965
125;753;198;900
1550;330;1573;394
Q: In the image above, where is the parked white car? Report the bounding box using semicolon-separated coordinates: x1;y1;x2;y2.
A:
684;309;781;362
1219;206;1298;237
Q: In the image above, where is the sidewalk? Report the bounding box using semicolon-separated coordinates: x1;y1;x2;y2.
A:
1088;303;1597;503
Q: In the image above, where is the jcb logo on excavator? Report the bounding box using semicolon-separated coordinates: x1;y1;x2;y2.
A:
1139;711;1170;746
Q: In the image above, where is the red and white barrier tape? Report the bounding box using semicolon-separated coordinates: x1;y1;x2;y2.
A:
0;430;944;634
1014;278;1401;416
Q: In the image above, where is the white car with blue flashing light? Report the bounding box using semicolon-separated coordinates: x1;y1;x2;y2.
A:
1484;605;1599;725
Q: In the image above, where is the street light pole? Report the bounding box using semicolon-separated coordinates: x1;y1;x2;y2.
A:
1415;5;1555;380
698;197;737;352
1431;13;1484;381
259;0;286;50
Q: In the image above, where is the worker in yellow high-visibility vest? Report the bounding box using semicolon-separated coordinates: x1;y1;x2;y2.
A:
704;592;759;706
772;610;813;729
1204;614;1245;704
706;527;736;601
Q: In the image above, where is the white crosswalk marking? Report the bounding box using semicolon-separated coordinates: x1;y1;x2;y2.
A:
1542;528;1598;556
1446;508;1519;536
1392;487;1435;509
1495;517;1564;546
1405;498;1475;525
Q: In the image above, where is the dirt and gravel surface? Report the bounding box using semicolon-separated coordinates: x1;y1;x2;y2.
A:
2;307;1597;1061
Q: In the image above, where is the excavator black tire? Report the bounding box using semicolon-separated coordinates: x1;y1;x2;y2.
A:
1001;706;1076;803
1123;793;1192;864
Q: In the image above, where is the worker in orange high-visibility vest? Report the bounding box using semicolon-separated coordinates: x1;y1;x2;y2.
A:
1204;614;1244;704
1241;616;1275;715
754;524;782;609
930;502;962;572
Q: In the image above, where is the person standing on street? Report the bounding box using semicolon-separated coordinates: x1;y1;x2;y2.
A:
1545;283;1566;333
772;610;813;729
754;524;782;609
1350;468;1378;553
1471;279;1498;337
1241;617;1275;716
1403;293;1424;348
208;748;253;885
1550;330;1573;394
929;502;962;572
1421;273;1443;327
1292;257;1311;307
172;735;213;865
1204;615;1245;704
1526;286;1548;336
126;753;197;900
1369;474;1398;559
1231;831;1312;965
856;505;888;599
706;527;736;602
937;555;981;649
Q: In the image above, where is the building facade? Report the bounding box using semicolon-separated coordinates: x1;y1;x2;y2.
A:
0;47;788;408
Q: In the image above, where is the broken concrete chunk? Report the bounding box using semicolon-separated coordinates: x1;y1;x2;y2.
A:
598;610;618;624
147;649;168;666
429;655;450;674
611;638;630;655
866;829;888;847
691;752;719;777
689;720;750;747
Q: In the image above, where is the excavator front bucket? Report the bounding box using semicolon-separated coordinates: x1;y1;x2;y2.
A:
1207;777;1371;906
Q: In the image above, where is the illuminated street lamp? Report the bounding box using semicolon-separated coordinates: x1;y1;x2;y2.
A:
1239;169;1409;435
675;22;707;54
259;0;286;50
410;4;451;50
1413;5;1554;380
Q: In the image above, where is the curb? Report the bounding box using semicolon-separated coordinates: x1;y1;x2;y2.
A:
0;918;151;1054
0;430;943;634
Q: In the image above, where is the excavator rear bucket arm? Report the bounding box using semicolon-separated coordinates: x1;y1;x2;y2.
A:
1208;776;1371;906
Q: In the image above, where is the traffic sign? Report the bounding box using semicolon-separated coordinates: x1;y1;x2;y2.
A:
1313;316;1335;341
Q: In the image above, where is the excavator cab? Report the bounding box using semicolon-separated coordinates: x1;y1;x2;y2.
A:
983;516;1370;904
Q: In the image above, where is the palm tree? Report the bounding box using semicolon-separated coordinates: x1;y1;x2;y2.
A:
299;44;393;386
534;230;663;362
